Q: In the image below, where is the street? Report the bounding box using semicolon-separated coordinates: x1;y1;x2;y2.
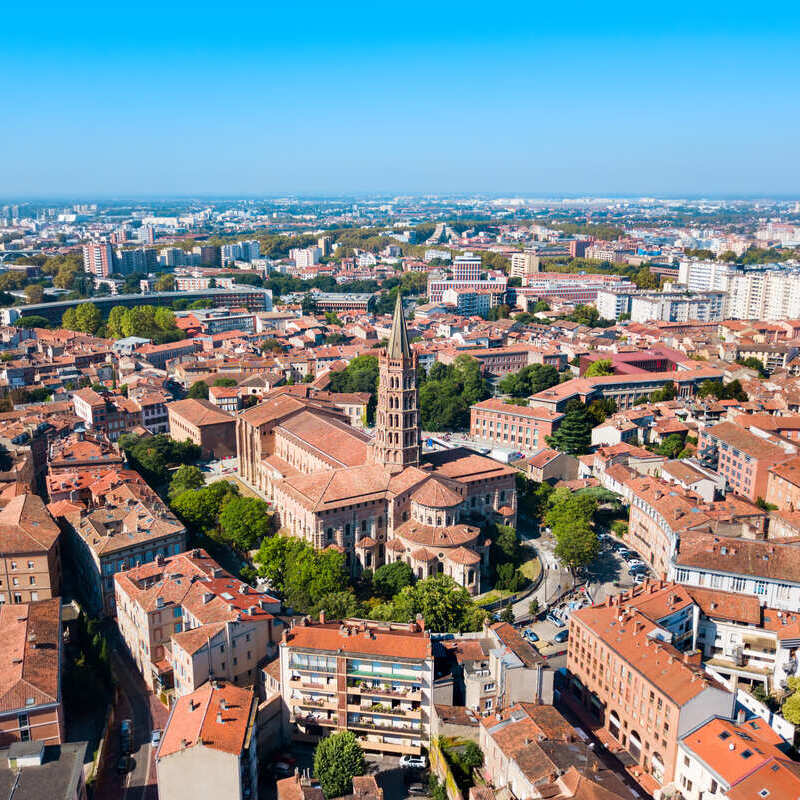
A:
94;634;169;800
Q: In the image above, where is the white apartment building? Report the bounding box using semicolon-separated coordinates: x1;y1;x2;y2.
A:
596;287;633;320
630;290;725;323
509;251;540;279
290;246;322;267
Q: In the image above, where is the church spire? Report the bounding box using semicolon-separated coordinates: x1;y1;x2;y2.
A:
370;291;420;470
387;292;410;359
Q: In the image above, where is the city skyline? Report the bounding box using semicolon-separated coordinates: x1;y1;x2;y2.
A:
3;0;800;196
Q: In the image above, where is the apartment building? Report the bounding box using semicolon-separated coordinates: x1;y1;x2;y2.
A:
509;251;540;279
469;399;563;453
279;615;434;756
452;252;482;281
438;345;534;378
427;276;507;305
567;583;735;788
0;599;63;746
81;243;113;278
670;531;800;612
57;481;187;615
156;681;259;800
115;549;280;697
0;493;61;604
630;290;725;323
697;421;796;503
450;622;553;715
167;398;236;459
72;387;143;442
688;586;800;695
624;474;765;578
675;715;793;800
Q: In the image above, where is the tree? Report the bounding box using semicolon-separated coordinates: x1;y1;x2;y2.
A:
546;404;592;455
372;561;414;599
586;397;617;425
529;597;540;617
497;364;560;398
75;303;102;334
188;380;209;399
736;357;768;378
155;273;176;292
119;433;201;486
495;563;524;592
500;604;515;624
545;487;598;532
314;731;366;798
655;433;685;459
632;266;660;290
584;359;613;377
213;377;237;387
650;381;677;402
154;306;176;331
61;307;79;330
168;465;205;500
15;315;49;329
533;300;550;312
370;574;486;632
554;523;599;575
329;355;380;422
418;356;490;431
24;284;44;304
315;590;361;619
301;293;316;314
106;306;127;338
218;496;272;551
171;481;238;533
781;677;800;724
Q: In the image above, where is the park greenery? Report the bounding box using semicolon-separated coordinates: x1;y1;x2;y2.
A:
698;379;748;402
418;355;489;430
118;433;200;485
497;364;560;397
328;354;380;421
59;301;185;342
545;487;600;575
313;731;366;798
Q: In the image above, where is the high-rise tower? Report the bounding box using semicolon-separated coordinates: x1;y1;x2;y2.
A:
371;294;421;469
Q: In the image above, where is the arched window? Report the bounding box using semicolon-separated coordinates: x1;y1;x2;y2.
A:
609;710;621;741
628;730;642;763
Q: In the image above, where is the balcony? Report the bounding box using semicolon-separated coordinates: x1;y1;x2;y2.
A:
347;702;422;719
356;736;422;756
292;710;338;727
348;681;422;701
346;668;422;683
295;696;339;712
346;716;422;735
289;677;337;693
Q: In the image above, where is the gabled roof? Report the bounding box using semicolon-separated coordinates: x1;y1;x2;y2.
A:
0;493;60;555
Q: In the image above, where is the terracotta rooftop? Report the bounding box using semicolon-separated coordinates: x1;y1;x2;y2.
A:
157;681;255;758
471;398;564;422
285;619;432;660
411;478;463;509
704;421;793;462
0;493;60;555
394;519;480;548
0;598;61;714
675;531;800;583
167;398;234;427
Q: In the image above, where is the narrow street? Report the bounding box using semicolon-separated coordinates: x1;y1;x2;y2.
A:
94;634;169;800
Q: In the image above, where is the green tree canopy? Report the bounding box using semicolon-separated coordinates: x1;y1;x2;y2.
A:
188;380;209;399
314;731;366;798
119;433;201;485
546;403;592;455
218;496;272;551
419;355;489;430
168;465;205;500
171;481;239;533
373;561;414;599
497;364;560;398
584;359;614;377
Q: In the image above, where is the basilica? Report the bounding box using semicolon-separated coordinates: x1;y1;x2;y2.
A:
236;295;517;594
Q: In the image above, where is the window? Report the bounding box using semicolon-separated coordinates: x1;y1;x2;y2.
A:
755;581;767;596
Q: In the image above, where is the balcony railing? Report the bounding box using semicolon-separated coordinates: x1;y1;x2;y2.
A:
348;681;422;700
346;716;421;734
347;702;421;719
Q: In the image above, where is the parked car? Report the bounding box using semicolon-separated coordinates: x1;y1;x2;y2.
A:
546;612;565;627
553;629;570;644
523;629;539;642
120;719;133;754
117;755;133;775
150;729;162;746
407;782;428;796
400;755;428;769
628;563;648;574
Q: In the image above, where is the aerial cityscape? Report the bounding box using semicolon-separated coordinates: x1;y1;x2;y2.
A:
3;4;800;800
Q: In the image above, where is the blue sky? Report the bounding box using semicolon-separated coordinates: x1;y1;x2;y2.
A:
3;0;799;196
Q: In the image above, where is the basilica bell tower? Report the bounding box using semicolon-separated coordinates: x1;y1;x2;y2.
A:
371;293;421;469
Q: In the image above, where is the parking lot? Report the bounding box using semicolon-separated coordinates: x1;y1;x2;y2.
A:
516;531;656;658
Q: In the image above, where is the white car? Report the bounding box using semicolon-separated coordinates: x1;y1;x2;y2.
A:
400;755;427;769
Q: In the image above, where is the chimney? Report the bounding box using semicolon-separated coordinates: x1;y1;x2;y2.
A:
220;699;227;710
416;613;425;633
216;712;223;724
319;610;326;625
683;650;702;666
281;627;288;644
